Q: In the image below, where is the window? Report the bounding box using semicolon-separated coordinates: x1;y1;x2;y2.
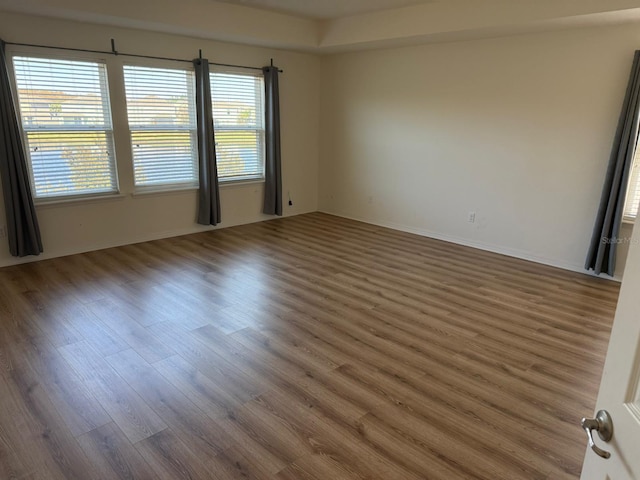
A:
123;65;198;189
624;147;640;220
10;53;268;201
12;56;117;199
211;72;265;182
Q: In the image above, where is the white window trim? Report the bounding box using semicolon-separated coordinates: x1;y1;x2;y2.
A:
623;158;640;222
34;193;127;208
220;178;265;187
8;48;121;202
129;177;266;199
5;46;270;206
123;61;199;193
210;67;266;184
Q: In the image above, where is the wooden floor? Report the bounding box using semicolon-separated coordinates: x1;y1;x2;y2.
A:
0;212;619;480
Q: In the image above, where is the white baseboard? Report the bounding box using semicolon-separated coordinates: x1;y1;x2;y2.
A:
319;209;620;282
0;211;308;268
1;209;620;283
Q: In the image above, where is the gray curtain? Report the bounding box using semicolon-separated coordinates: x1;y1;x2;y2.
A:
193;58;221;226
586;50;640;275
262;66;282;216
0;40;42;257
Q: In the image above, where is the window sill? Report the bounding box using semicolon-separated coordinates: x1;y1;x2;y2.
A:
35;193;126;208
129;179;264;198
622;217;636;226
131;186;198;197
33;179;266;206
220;178;265;188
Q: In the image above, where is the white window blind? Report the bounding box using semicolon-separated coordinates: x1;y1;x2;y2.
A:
123;65;198;189
12;56;117;199
624;144;640;219
211;72;264;182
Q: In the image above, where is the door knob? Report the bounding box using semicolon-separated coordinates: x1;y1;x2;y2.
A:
581;410;613;459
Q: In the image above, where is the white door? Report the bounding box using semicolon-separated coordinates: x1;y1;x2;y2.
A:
581;224;640;479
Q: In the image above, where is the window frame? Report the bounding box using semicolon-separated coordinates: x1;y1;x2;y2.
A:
8;49;120;203
624;148;640;223
5;47;271;206
122;61;199;193
210;67;266;185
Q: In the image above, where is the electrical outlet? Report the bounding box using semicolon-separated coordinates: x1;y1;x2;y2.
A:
468;212;476;223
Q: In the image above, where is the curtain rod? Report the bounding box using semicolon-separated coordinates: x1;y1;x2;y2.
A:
4;39;283;73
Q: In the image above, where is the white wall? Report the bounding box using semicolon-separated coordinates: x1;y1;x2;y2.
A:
319;23;640;277
0;11;320;267
1;12;636;278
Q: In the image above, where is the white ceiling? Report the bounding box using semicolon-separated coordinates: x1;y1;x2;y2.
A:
213;0;437;19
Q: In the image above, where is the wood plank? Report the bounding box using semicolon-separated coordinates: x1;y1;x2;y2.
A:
276;454;368;480
134;429;217;480
106;349;231;457
85;298;176;363
58;341;168;443
245;387;426;480
0;419;34;479
148;320;268;402
62;303;129;357
0;363;96;479
13;336;111;436
152;354;243;419
0;213;619;479
77;422;156;480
